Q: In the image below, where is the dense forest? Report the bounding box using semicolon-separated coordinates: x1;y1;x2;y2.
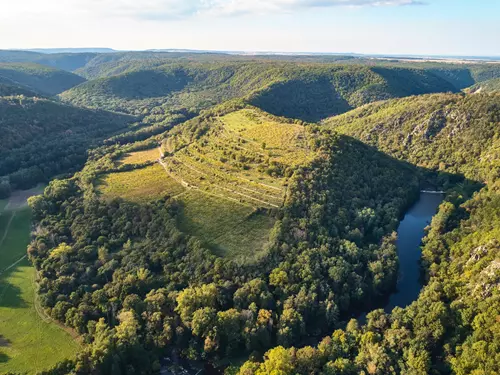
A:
0;63;85;95
0;51;498;375
59;62;461;121
0;96;132;197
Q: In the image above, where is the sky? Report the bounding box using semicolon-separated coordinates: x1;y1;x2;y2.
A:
1;0;499;56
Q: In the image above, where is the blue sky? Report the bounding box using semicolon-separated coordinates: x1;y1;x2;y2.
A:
1;0;499;56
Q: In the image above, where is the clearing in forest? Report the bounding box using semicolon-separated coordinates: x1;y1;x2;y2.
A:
98;163;185;202
0;193;79;374
177;190;276;260
118;148;160;165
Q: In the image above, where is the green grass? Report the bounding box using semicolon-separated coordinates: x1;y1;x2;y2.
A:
98;163;185;202
119;148;160;165
0;202;79;374
177;190;275;260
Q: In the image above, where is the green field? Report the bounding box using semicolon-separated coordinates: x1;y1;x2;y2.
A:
177;190;276;260
0;200;79;374
98;163;185;202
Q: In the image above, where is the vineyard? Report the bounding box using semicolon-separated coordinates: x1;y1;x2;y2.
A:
161;108;315;209
98;108;316;258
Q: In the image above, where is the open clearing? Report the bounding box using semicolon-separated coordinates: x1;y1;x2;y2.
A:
98;163;185;202
177;190;276;260
0;192;79;374
119;148;160;165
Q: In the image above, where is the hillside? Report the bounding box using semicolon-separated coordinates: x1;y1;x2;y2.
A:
0;50;98;72
0;96;132;196
60;63;459;121
0;82;39;97
0;63;85;95
323;93;500;184
467;77;500;93
97;107;316;259
236;93;500;375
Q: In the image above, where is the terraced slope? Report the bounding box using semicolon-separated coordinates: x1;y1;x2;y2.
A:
161;108;315;208
98;108;316;259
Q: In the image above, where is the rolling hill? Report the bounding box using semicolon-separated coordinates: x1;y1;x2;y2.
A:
0;63;85;95
60;62;460;121
323;92;500;184
0;96;133;196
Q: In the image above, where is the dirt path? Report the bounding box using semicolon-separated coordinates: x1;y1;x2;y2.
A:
0;254;26;276
0;211;16;249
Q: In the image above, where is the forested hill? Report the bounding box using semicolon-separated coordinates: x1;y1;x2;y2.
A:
0;63;85;95
467;77;500;93
0;96;133;197
0;82;39;97
323;93;500;184
235;93;500;375
60;63;460;121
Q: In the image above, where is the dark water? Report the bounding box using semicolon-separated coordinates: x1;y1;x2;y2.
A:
165;193;444;373
385;192;444;312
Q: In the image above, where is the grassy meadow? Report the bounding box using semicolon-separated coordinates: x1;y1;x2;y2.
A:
119;148;160;165
98;163;185;202
0;200;79;374
177;190;275;260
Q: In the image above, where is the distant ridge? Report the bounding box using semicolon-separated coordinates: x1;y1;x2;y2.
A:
24;48;117;54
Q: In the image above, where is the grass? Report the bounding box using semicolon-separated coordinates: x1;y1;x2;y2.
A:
98;163;185;202
177;190;275;260
119;148;160;165
0;201;79;374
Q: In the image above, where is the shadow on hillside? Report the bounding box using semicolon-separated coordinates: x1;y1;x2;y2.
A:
0;274;27;309
332;134;484;313
250;78;352;122
337;134;483;193
0;350;9;363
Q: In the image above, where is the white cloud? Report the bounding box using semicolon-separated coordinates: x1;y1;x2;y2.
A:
4;0;423;20
203;0;424;17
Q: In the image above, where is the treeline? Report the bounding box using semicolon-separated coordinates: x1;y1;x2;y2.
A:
28;124;420;373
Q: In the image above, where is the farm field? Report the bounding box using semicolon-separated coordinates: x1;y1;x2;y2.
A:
0;197;79;374
98;163;185;202
119;147;160;165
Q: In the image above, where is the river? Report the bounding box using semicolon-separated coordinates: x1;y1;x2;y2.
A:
385;191;444;312
163;192;445;374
